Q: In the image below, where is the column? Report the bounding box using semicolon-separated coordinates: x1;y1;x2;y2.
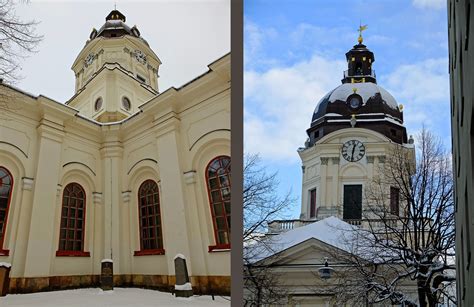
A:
23;118;64;277
330;157;340;216
319;158;328;208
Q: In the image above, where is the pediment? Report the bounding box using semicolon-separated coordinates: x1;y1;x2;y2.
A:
262;237;350;266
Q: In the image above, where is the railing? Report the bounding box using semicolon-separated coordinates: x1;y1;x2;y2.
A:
343;69;376;79
267;217;400;233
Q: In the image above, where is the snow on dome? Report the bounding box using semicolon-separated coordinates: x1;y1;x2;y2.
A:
174;254;186;260
312;83;400;123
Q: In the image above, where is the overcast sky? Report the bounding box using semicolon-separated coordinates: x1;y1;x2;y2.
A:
14;0;230;102
244;0;449;218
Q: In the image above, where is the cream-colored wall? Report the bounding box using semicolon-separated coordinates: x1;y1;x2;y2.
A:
0;54;230;281
298;128;413;221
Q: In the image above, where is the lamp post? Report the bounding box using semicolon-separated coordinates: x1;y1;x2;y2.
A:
318;257;334;280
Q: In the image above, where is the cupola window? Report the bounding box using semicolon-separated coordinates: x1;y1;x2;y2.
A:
94;97;103;111
122;96;131;111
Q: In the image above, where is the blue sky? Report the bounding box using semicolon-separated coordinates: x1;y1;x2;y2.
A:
244;0;449;218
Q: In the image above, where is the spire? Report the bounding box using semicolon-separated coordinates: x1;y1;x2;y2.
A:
357;24;368;44
342;26;376;84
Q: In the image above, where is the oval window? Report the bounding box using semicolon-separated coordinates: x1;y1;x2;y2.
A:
94;97;103;111
122;96;131;111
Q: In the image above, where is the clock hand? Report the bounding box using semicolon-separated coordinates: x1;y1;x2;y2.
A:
351;144;356;161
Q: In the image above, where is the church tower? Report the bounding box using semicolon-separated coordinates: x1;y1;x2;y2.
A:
67;10;161;122
298;30;414;223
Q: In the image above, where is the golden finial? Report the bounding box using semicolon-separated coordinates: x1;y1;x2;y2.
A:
358;24;368;44
352;87;358;93
399;104;404;112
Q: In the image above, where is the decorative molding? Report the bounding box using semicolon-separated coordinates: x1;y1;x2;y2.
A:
320;157;329;165
56;184;62;196
183;171;196;184
62;162;96;176
377;155;386;163
21;177;34;191
366;156;375;163
331;157;340;165
93;192;103;204
121;191;131;203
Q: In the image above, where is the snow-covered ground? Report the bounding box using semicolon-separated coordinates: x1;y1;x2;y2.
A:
0;288;230;306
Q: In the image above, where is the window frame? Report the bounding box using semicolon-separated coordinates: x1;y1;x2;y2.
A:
0;166;13;256
56;182;90;257
206;155;231;252
309;188;317;218
390;186;400;216
134;179;165;256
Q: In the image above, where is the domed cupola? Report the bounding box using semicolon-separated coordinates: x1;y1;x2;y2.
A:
88;9;148;46
306;26;407;147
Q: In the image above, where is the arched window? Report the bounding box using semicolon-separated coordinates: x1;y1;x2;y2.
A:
0;167;13;255
206;156;231;251
134;180;164;256
57;183;89;256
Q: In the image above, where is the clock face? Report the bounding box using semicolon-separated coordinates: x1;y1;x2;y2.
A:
134;50;147;64
85;53;95;66
341;140;365;162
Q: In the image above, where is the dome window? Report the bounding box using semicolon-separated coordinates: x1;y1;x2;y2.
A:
122;96;131;111
347;94;362;110
94;97;103;111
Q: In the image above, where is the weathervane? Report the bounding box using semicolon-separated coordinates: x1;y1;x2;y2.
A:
358;23;368;44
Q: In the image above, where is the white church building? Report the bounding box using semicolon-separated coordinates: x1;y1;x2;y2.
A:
0;10;230;294
251;35;417;306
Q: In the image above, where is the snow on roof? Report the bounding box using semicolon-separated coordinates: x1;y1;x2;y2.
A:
0;262;11;268
328;83;398;109
248;217;359;263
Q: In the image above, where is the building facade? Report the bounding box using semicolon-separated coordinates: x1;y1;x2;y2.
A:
0;10;230;294
256;36;420;306
269;37;413;234
448;0;474;305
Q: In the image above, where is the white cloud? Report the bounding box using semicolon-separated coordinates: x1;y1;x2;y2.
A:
412;0;446;10
244;55;346;163
382;58;449;134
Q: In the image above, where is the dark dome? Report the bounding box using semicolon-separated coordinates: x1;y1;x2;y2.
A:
306;41;407;146
312;82;401;123
89;10;149;46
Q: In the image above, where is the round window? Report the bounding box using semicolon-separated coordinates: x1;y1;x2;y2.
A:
122;96;131;111
94;97;103;111
347;94;362;109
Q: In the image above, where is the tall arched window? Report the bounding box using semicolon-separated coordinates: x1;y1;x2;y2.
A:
0;167;13;255
57;183;89;256
134;180;164;256
206;156;231;251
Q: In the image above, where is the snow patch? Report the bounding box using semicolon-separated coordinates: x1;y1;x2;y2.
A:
0;262;11;268
174;282;192;291
174;254;186;260
101;259;113;263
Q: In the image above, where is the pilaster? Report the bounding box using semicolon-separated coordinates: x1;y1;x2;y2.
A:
23;120;64;277
154;117;193;275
